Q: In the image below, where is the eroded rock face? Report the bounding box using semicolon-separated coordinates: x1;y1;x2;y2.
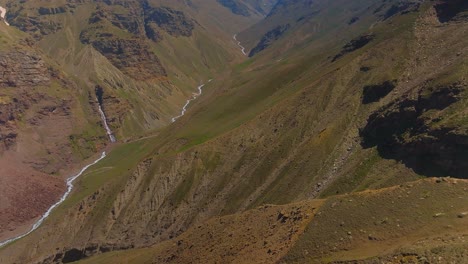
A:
145;7;195;38
80;3;196;80
90;2;195;38
0;50;51;151
0;51;50;87
84;37;167;80
5;8;64;40
360;83;467;178
38;6;68;15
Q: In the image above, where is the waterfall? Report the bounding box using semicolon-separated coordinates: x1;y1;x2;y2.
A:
97;103;116;143
95;86;116;143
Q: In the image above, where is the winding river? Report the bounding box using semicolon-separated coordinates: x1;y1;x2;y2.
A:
0;80;211;248
0;152;107;248
172;80;212;123
233;34;247;56
0;102;115;248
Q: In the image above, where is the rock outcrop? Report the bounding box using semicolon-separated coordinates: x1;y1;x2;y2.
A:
4;5;65;40
145;7;195;38
249;24;290;57
332;34;375;62
0;51;50;87
80;3;196;80
0;50;51;151
360;83;467;178
82;36;167;80
362;80;397;104
38;6;68;15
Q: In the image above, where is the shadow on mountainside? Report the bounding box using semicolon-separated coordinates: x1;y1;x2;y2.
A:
360;83;468;179
434;0;468;23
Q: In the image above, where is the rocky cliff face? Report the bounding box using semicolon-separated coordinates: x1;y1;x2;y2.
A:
361;83;467;178
82;36;168;80
0;50;50;152
0;51;50;87
3;2;70;40
145;7;195;38
80;2;197;81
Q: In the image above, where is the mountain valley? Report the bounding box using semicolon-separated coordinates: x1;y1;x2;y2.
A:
0;0;466;263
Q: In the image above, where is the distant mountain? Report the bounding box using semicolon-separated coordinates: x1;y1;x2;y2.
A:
216;0;278;17
238;0;426;56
